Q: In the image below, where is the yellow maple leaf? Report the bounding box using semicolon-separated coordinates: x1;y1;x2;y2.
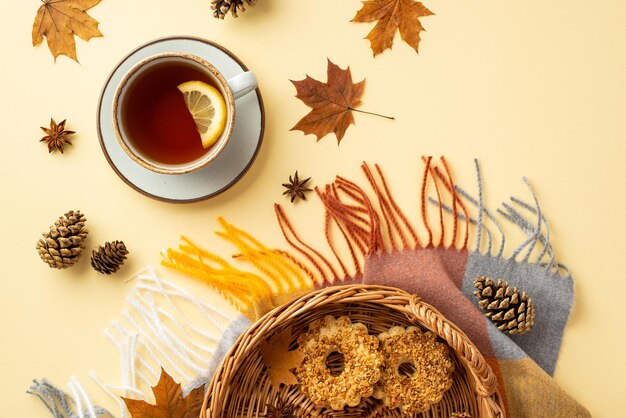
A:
260;327;305;387
32;0;103;62
352;0;434;56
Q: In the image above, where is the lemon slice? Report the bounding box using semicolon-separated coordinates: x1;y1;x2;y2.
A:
177;80;227;148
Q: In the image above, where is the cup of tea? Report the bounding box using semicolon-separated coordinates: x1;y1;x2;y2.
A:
112;52;257;175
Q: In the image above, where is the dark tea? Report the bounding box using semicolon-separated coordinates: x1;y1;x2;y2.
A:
120;60;218;165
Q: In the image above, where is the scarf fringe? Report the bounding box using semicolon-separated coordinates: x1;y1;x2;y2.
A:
91;267;238;418
161;157;567;321
162;218;315;320
27;377;113;418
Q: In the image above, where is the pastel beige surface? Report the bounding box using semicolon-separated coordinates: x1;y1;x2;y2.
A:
0;0;624;416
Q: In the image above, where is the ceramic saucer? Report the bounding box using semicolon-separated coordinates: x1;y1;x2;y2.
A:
97;36;264;203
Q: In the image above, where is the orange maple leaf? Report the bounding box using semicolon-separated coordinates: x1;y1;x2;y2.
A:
260;327;305;387
32;0;103;62
290;59;366;143
352;0;434;56
122;368;204;418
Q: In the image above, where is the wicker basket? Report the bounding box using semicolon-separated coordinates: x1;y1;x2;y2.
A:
202;285;505;418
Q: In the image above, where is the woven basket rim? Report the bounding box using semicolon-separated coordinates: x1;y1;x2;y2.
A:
203;284;506;418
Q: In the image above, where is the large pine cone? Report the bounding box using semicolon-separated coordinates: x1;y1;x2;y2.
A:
91;241;129;275
212;0;255;19
473;276;535;335
36;210;88;269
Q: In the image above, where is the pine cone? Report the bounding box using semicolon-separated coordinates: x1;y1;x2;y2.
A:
450;413;471;418
473;276;535;335
91;241;129;274
211;0;255;19
36;210;88;269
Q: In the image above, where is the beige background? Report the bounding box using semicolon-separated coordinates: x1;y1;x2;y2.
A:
1;0;625;416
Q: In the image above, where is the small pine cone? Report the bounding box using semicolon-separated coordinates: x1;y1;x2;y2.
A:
36;210;88;269
450;413;471;418
91;241;129;275
474;276;535;335
211;0;255;19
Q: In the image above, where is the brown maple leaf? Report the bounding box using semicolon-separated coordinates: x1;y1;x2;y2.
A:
32;0;103;62
291;60;392;143
260;327;305;388
122;368;204;418
352;0;434;56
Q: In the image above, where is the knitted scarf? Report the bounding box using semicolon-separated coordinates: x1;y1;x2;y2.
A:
162;157;589;417
29;158;589;418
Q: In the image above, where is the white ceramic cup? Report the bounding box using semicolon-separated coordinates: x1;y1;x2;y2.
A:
112;52;257;175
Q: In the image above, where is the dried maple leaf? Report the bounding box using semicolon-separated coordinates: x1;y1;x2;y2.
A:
122;368;204;418
352;0;434;56
291;60;392;143
260;327;305;388
32;0;103;62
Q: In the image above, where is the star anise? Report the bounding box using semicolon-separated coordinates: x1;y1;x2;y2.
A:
260;399;296;418
40;118;75;153
282;171;313;203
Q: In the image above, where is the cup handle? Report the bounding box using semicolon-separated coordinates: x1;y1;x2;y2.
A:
227;71;258;100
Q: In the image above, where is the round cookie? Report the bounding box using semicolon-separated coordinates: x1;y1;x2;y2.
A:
296;315;383;410
373;326;454;414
